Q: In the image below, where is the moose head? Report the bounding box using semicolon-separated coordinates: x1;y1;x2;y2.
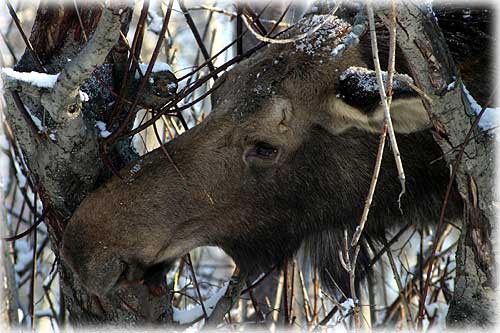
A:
61;13;461;297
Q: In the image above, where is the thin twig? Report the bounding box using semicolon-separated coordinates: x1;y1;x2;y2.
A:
236;4;243;55
241;2;341;44
383;239;414;330
42;287;59;326
178;0;217;78
367;1;406;209
4;0;46;72
298;266;312;324
246;278;265;322
241;266;276;294
289;260;296;324
3;210;47;242
29;193;38;332
368;223;412;268
185;254;208;319
73;0;88;43
283;260;290;325
266;0;293;37
188;4;290;28
313;268;320;324
351;0;398;248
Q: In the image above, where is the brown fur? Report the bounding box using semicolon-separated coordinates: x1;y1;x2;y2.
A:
62;15;462;297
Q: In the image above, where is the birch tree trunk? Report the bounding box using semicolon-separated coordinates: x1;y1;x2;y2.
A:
1;1;174;325
0;162;19;328
391;3;496;327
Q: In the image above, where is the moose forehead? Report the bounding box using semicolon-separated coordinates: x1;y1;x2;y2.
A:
212;51;344;123
211;14;361;121
211;53;297;117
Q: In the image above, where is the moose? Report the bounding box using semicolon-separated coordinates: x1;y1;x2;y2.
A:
61;13;463;301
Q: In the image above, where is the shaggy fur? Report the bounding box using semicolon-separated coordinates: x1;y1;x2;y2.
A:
62;15;462;298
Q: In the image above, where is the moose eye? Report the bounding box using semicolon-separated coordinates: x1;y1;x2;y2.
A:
253;142;278;159
243;142;280;169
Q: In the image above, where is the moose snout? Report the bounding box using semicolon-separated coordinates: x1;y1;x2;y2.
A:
59;133;202;296
62;235;166;296
61;211;173;296
61;233;126;296
61;214;138;296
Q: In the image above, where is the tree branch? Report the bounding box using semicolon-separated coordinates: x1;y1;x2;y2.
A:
41;4;124;123
204;268;245;328
392;2;496;327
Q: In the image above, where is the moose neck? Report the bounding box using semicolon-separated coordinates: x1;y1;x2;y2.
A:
296;126;463;295
310;127;456;230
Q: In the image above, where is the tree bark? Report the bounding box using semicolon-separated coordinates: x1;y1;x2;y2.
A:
390;3;496;327
2;1;175;325
0;164;19;329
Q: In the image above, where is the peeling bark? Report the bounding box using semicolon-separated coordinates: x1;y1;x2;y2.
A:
0;185;19;328
390;3;496;327
2;0;175;325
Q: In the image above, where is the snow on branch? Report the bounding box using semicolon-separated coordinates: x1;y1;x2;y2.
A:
1;2;132;220
462;84;499;135
2;3;127;126
1;68;59;89
40;4;124;123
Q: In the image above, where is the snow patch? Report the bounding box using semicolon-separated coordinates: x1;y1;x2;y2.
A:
79;90;90;102
425;301;449;329
0;134;9;150
1;68;59;88
173;282;229;324
95;121;112;138
148;10;164;34
340;66;413;93
462;84;499;134
135;62;173;79
340;298;355;312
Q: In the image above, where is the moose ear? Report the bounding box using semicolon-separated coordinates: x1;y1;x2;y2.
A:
319;67;431;134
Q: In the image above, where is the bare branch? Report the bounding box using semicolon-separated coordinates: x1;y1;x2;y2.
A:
188;4;290;28
351;0;397;248
204;267;245;328
241;2;341;44
367;1;406;206
383;240;414;330
41;4;124;123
